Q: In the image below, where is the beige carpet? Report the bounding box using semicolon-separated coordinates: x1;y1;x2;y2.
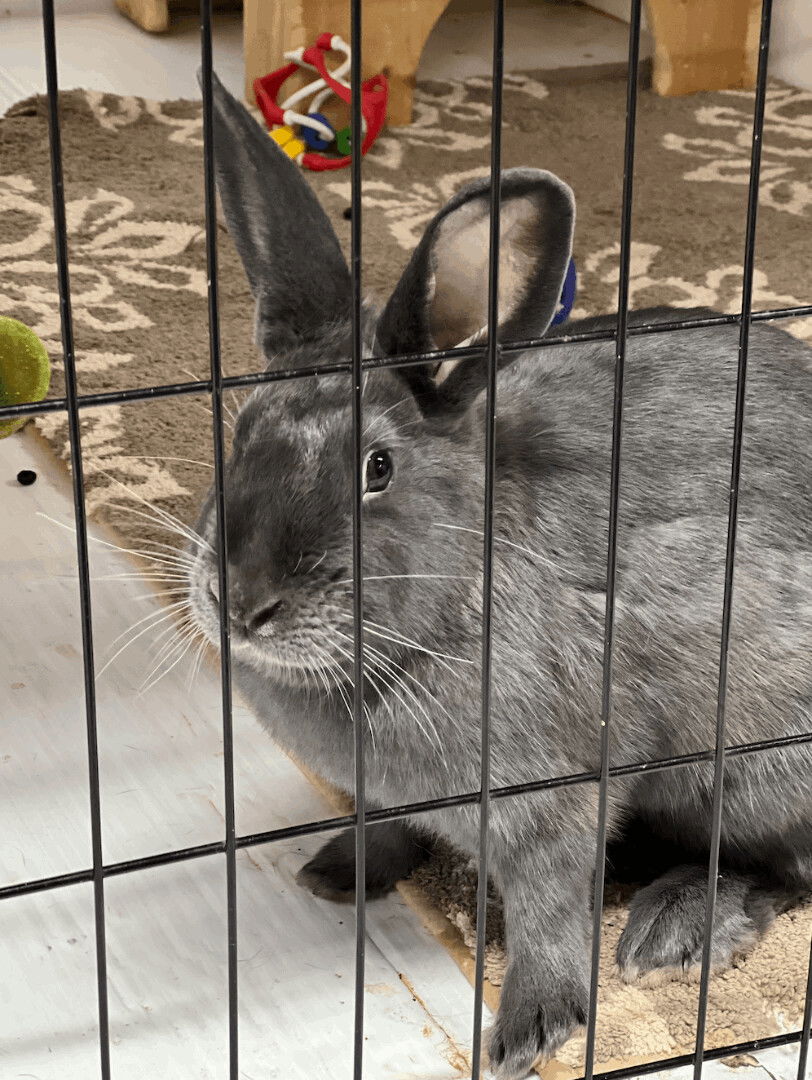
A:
2;71;811;1073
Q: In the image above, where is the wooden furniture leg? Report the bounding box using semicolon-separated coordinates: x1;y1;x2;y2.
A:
115;0;169;33
243;0;451;126
645;0;762;96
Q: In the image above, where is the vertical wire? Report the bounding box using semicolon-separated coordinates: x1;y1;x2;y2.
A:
583;5;642;1077
798;936;812;1080
198;6;239;1076
469;0;504;1074
40;4;111;1076
349;0;367;1077
692;3;773;1077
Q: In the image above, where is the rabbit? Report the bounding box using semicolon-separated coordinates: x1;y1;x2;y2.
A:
187;73;812;1079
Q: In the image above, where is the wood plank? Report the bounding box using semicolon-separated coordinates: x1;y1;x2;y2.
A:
645;0;761;96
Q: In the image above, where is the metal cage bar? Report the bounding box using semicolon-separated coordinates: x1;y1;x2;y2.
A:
799;936;812;1080
469;0;505;1071
692;3;774;1076
40;2;111;1076
198;2;240;1075
584;2;642;1074
349;0;368;1071
6;0;812;1077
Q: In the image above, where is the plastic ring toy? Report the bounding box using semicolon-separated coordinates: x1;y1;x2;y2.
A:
303;112;335;151
335;126;352;155
551;257;577;327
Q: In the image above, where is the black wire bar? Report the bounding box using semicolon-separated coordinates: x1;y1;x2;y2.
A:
198;4;240;1076
469;0;504;1072
693;3;773;1078
799;936;812;1080
40;2;111;1076
349;0;368;1071
583;3;642;1076
3;729;811;904
4;304;812;425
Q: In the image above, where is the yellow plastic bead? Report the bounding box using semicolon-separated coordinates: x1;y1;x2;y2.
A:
269;124;296;147
281;136;306;159
269;125;305;159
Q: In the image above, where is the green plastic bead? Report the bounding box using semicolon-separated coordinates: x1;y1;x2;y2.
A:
335;127;353;156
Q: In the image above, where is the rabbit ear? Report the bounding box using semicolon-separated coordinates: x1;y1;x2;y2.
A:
201;70;352;350
375;168;575;412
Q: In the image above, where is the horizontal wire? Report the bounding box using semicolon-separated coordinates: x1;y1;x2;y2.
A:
585;1030;806;1080
4;304;812;422
3;728;810;902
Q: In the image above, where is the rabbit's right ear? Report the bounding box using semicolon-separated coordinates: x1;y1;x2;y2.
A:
375;169;575;414
201;71;352;351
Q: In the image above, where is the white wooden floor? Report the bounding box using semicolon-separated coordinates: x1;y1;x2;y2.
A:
0;428;491;1080
2;427;806;1080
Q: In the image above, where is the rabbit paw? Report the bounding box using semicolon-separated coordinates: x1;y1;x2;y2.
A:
487;975;587;1080
616;865;772;981
296;823;430;903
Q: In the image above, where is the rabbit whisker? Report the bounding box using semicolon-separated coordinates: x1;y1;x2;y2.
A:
96;601;190;680
86;470;214;553
333;573;475;585
431;521;572;577
37;513;196;571
108;598;189;650
188;637;209;689
112;455;214;469
102;500;210;556
133;588;191;602
352;618;473;667
336;631;443;751
140;622;201;694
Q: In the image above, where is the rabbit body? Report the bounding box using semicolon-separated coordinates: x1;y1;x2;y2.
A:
191;73;812;1079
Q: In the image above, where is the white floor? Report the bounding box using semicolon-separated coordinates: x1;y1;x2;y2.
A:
0;427;492;1080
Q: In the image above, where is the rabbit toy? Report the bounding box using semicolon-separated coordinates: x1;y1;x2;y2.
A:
187;73;812;1078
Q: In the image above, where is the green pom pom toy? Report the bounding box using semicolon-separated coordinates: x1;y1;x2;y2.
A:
0;317;51;439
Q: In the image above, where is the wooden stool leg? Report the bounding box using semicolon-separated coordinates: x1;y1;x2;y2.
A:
645;0;762;96
115;0;170;33
243;0;450;126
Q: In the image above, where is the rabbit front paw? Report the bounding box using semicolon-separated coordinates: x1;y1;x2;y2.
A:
296;821;431;903
487;971;587;1080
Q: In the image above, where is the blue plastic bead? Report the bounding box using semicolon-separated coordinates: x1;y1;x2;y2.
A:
302;112;335;151
551;257;577;326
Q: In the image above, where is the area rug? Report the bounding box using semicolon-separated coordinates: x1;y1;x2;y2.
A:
2;69;811;1073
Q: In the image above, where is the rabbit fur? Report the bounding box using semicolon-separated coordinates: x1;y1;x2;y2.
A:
187;73;812;1079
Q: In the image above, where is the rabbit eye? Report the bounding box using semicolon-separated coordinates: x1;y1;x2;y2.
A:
364;449;394;495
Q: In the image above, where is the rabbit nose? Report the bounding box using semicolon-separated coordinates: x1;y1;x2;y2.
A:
247;599;287;631
207;574;286;630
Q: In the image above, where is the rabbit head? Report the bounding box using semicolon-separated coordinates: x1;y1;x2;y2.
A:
187;74;574;687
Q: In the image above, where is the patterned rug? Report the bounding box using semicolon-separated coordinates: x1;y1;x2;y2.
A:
2;69;811;1073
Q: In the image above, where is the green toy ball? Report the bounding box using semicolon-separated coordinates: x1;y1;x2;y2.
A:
0;316;51;439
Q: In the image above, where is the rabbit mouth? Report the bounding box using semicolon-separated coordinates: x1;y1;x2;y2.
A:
188;577;350;682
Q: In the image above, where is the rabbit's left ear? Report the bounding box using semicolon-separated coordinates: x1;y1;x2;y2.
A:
375;169;575;412
200;70;352;351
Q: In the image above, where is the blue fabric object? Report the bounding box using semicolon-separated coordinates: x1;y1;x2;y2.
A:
551;257;577;326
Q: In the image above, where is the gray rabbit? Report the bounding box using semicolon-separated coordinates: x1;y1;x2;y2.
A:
188;74;812;1079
